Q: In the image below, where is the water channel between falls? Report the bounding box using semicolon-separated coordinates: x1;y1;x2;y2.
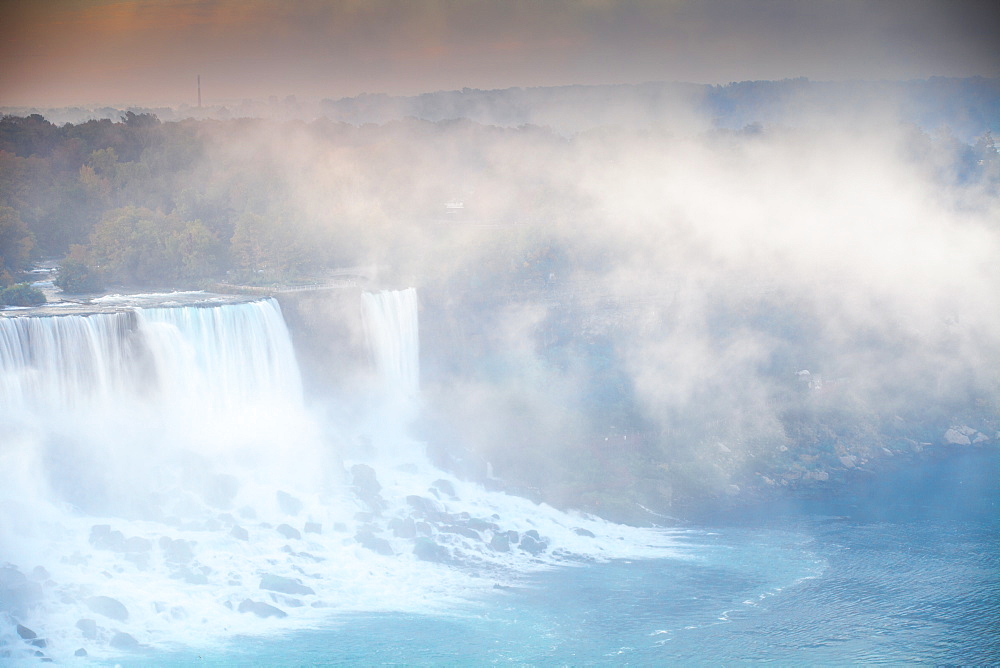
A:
0;291;996;664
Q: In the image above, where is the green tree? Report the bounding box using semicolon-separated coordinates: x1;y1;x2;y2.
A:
0;205;35;285
0;282;45;306
55;252;104;294
89;206;219;285
230;212;317;281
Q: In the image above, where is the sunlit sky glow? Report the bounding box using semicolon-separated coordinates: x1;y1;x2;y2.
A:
1;0;998;107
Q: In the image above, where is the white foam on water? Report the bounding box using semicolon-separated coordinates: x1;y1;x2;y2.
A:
0;293;684;663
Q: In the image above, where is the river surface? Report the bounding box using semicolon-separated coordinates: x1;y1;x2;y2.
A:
137;449;999;666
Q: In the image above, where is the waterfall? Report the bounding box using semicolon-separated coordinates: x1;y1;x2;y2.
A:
362;288;420;398
0;310;139;412
0;291;677;665
136;300;304;411
0;298;320;519
0;299;302;415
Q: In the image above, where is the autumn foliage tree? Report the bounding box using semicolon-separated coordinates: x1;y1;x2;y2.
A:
89;206;219;286
0;204;34;286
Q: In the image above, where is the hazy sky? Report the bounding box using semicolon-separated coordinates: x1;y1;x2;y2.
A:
1;0;998;108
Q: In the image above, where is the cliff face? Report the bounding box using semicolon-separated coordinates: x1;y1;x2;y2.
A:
272;284;998;523
275;287;370;399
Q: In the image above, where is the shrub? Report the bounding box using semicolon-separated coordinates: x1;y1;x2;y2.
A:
55;259;104;294
0;283;46;306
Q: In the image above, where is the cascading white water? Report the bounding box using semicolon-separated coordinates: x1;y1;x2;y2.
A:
0;298;325;520
137;300;304;410
0;293;677;663
0;300;303;414
0;310;138;412
362;288;420;398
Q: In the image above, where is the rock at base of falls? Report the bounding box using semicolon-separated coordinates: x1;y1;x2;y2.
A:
109;632;140;650
276;524;301;540
259;574;315;596
413;537;450;563
238;599;288;618
0;567;42;616
352;464;386;512
75;619;97;639
431;479;458;499
490;533;510;552
85;596;129;621
518;534;548;556
355;530;394;555
389;517;417;539
160;537;195;564
276;490;303;515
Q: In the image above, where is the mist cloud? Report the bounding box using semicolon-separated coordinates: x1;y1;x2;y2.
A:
174;91;996;505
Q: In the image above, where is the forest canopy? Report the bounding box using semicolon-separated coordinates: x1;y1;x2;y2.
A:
0;103;996;290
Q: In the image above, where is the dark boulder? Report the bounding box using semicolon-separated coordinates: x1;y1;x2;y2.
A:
466;518;499;532
431;479;457;499
260;574;315;596
16;624;36;639
109;632;140;650
231;525;250;541
276;491;303;516
355;530;394;556
406;495;442;517
75;618;97;639
238;599;287;618
89;525;125;551
573;527;596;538
518;534;548;556
160;538;194;564
389;517;417;539
74;649;88;657
276;524;301;540
413;537;450;563
351;464;386;512
490;533;511;552
85;596;128;621
441;525;481;541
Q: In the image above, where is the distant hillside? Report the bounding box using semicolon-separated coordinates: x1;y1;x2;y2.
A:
4;77;998;141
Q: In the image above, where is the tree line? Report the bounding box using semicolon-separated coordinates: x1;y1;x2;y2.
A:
1;112;344;293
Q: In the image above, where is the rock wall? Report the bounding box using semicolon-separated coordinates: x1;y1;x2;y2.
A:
275;288;371;398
